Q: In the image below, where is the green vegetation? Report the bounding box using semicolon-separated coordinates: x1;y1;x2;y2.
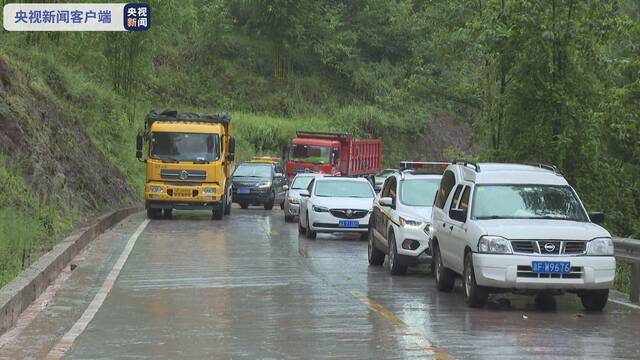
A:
0;1;638;291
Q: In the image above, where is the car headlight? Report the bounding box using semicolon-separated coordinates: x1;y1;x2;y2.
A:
288;196;300;204
149;186;163;193
312;205;329;213
586;237;614;256
203;188;216;194
399;216;424;228
256;181;272;188
478;236;512;254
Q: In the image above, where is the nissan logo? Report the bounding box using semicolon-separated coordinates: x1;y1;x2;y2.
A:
544;243;556;252
179;170;189;180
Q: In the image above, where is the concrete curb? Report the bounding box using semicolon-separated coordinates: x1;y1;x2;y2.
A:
0;207;141;335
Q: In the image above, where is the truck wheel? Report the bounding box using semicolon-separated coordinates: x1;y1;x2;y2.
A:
463;252;488;307
147;208;160;219
212;205;224;220
163;209;173;219
388;233;408;275
580;289;609;311
434;244;455;292
240;202;249;209
368;228;385;266
264;193;275;210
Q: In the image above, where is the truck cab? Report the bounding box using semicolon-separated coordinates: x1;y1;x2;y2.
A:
136;109;236;220
284;131;382;181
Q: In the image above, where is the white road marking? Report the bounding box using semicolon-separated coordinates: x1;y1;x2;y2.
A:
46;219;149;360
609;298;640;310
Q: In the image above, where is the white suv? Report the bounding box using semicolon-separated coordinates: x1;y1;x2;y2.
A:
368;162;447;275
430;162;615;310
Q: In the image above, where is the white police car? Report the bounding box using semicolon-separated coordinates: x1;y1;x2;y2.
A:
430;161;615;310
368;162;448;275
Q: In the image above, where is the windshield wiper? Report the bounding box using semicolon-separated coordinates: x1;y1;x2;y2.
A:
476;215;511;220
193;159;210;164
159;157;179;163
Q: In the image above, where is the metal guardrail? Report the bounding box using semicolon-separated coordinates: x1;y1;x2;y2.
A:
613;237;640;303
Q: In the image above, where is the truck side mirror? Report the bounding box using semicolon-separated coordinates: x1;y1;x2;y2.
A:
589;212;605;225
227;137;236;161
136;133;143;160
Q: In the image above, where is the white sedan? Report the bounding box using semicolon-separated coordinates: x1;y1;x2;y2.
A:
298;177;375;240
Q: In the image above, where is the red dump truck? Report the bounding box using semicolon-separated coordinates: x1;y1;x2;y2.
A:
283;131;382;180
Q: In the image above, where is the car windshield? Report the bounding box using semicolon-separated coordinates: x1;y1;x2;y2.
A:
150;132;219;162
314;180;373;198
472;185;588;221
400;178;440;206
289;145;331;164
233;164;272;178
291;176;315;189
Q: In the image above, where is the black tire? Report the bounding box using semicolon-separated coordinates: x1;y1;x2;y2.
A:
388;232;408;275
240;202;249;209
368;227;385;266
285;215;294;222
163;208;173;219
298;217;306;235
534;293;556;310
306;214;316;239
224;193;231;215
580;289;609;311
212;205;223;220
147;208;161;219
463;252;488;307
434;244;456;292
280;201;285;210
359;232;368;241
264;193;275;210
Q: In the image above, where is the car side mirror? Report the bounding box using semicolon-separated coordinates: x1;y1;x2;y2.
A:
449;208;467;223
379;197;393;207
589;212;605;225
283;185;289;191
299;190;310;198
136;133;143;160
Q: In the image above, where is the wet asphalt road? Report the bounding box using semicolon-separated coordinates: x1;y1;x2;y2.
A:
1;208;640;359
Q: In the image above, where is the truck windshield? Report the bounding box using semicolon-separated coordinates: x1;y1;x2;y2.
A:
233;164;272;178
471;185;588;221
291;176;315;189
315;180;373;198
289;145;331;164
150;132;219;162
400;178;440;206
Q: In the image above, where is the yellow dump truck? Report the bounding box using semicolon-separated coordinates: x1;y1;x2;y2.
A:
136;109;236;220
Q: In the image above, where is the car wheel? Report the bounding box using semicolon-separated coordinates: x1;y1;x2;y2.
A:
388;232;408;275
463;252;488;307
280;201;285;210
285;215;294;222
306;214;316;239
224;192;231;215
580;289;609;311
368;228;385;266
359;232;368;241
434;244;455;292
298;215;306;235
264;192;275;210
240;202;249;209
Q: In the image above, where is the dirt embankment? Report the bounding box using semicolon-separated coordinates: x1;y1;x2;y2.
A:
0;57;138;212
